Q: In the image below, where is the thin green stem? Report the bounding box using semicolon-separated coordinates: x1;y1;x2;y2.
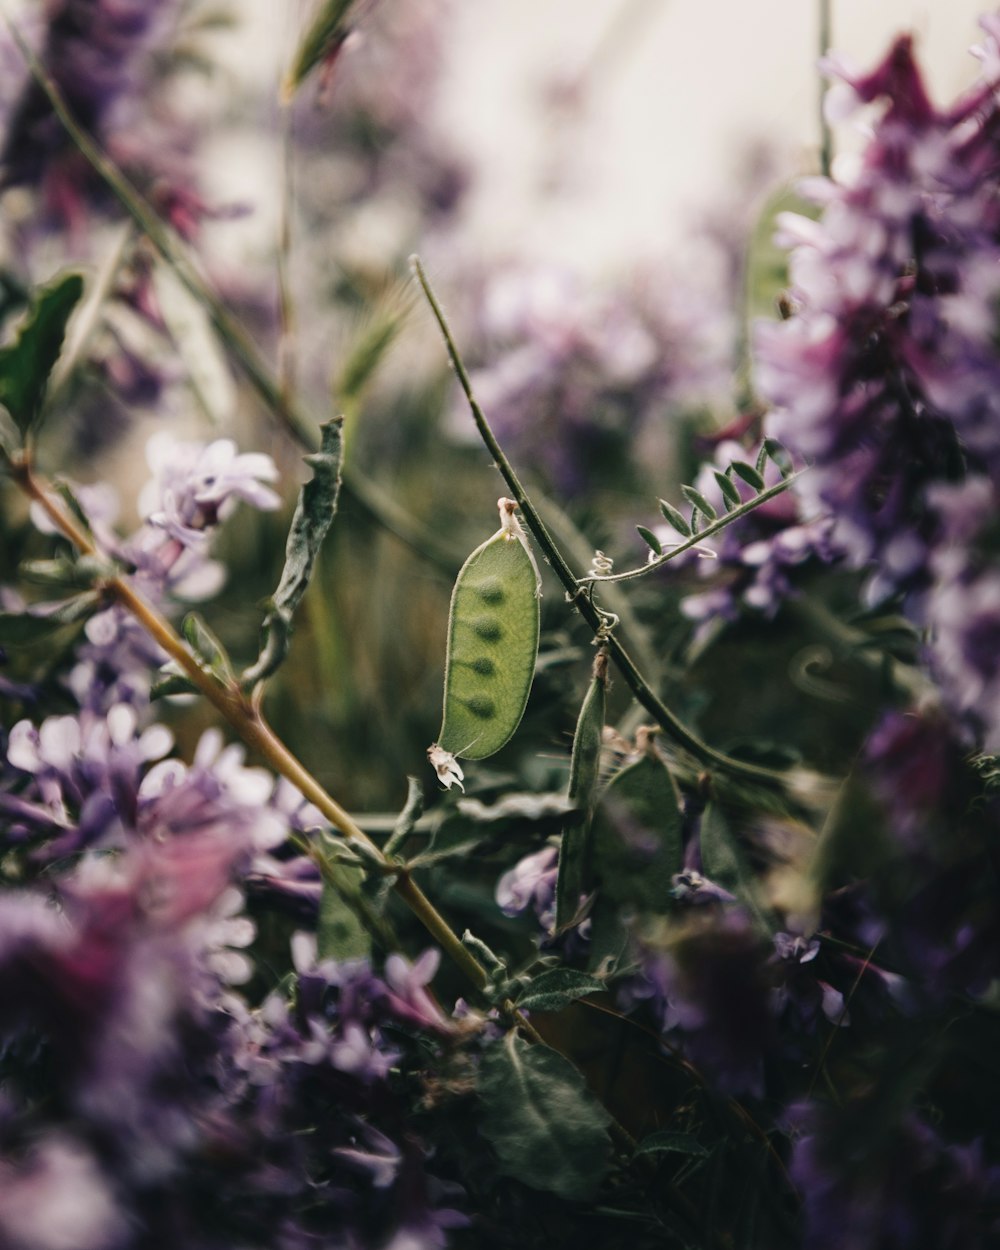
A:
411;255;790;789
580;471;805;587
819;0;834;178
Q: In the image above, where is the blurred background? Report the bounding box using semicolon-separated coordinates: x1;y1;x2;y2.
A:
0;0;993;821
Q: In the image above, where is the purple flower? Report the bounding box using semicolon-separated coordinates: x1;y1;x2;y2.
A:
631;912;773;1097
789;1101;1000;1250
136;432;280;551
495;844;559;930
756;20;1000;604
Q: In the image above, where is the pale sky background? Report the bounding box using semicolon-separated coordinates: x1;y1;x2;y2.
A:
213;0;996;285
433;0;994;271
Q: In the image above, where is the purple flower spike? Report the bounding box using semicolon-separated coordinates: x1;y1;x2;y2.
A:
756;22;1000;605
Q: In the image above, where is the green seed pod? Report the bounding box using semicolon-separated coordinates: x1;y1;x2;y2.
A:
556;648;608;930
433;498;540;765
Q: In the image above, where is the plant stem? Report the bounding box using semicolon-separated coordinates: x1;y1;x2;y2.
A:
818;0;834;178
580;471;804;586
10;456;490;992
410;255;791;789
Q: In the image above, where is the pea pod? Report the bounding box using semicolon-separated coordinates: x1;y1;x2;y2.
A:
429;499;540;784
555;648;608;930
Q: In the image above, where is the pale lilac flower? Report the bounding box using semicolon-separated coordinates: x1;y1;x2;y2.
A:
137;432;280;549
495;845;559;929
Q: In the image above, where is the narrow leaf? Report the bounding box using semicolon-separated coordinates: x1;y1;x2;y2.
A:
242;417;343;689
0;272;84;437
636;525;663;556
477;1032;611;1200
755;443;769;475
730;461;765;491
763;436;793;477
714;471;741;509
658;498;692;538
283;0;357;100
556;649;607;929
150;672;200;700
680;484;718;522
182;612;233;682
516;968;606;1013
635;1131;709;1159
0;592;100;644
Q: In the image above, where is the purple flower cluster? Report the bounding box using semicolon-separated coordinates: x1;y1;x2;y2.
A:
0;0;208;239
0;848;465;1248
460;263;729;495
47;433;280;712
755;16;1000;746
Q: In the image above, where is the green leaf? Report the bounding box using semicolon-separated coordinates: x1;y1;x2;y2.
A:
591;749;684;913
19;554;109;590
556;651;607;929
242;417;343;689
714;471;741;510
150;672;200;700
635;1130;709;1158
317;865;371;961
636;524;662;557
477;1032;612;1200
588;746;684;970
699;803;775;935
0;272;84;438
182;612;233;683
516;969;606;1013
763;436;793;477
283;0;357;100
680;484;717;522
336;309;404;407
730;461;765;491
0;592;100;644
658;498;692;538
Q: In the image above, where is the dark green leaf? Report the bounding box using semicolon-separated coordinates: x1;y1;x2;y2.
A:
763;436;793;477
730;461;765;491
556;651;607;929
658;498;692;537
283;0;357;99
635;1131;709;1158
755;443;769;475
587;746;683;972
714;470;741;509
636;525;662;556
477;1032;611;1200
0;272;83;437
680;484;717;522
242;417;343;689
317;865;371;961
150;672;200;700
516;969;606;1013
